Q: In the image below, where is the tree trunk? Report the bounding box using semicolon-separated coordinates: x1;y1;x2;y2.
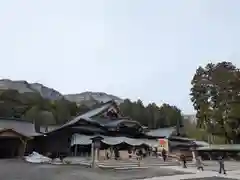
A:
224;131;230;144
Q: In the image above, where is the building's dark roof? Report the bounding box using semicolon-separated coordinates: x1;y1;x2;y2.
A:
71;126;106;134
197;144;240;151
146;127;176;138
168;138;209;148
169;136;195;141
0;118;42;137
47;100;143;134
0;128;30;138
92;117;142;128
168;140;193;147
40;125;60;133
194;140;209;147
104;119;138;128
50;100;115;132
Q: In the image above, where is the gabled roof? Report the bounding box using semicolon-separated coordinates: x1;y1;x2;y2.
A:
0;128;30;138
65;101;116;126
169;136;195;141
168;140;193;147
71;126;106;134
40;125;60;133
0;118;42;137
90;117;142;128
197;144;240;151
194;140;209;147
46;100;145;134
146;127;176;138
47;100;119;133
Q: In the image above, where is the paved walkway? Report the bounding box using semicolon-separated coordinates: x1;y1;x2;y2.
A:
97;157;180;169
143;165;240;180
0;159;189;180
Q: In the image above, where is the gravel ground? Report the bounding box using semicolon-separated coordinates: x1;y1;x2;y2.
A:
0;159;189;180
184;178;238;180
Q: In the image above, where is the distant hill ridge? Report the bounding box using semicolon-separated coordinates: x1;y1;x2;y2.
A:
0;79;123;106
65;92;123;106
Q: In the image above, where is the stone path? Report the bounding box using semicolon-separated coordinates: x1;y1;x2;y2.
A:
0;159;188;180
143;165;240;180
97;157;180;169
2;159;240;180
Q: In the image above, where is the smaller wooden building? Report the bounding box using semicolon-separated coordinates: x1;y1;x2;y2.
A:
0;128;29;158
196;144;240;160
146;127;209;160
0;118;42;158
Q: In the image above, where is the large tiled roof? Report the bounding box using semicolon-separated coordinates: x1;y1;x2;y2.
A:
71;134;158;146
146;127;176;138
193;140;209;147
89;117;141;128
0;118;42;137
59;101;115;128
197;144;240;151
40;125;60;133
47;100;144;133
168;140;193;147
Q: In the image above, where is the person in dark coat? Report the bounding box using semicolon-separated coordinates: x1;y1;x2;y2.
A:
218;155;226;174
154;147;158;158
162;148;167;162
180;154;187;168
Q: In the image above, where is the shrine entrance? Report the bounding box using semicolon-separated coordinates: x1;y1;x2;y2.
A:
0;129;28;158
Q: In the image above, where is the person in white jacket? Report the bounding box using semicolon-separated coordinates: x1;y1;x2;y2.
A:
196;156;204;171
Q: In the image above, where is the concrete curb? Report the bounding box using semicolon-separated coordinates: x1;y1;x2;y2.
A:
114;166;149;170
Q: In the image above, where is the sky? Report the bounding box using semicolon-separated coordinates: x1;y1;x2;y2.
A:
0;0;240;114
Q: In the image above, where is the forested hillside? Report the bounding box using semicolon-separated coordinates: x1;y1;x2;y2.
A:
120;99;183;129
0;88;183;130
0;89;90;125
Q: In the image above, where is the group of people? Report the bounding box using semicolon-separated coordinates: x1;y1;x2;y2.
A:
133;147;168;161
180;154;226;174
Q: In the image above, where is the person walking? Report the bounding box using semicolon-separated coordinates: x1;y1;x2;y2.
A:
180;154;187;168
154;147;158;158
162;148;167;162
218;155;226;174
196;156;204;171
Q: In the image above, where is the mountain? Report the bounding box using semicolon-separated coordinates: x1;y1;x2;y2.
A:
0;79;63;100
64;92;124;106
0;79;123;105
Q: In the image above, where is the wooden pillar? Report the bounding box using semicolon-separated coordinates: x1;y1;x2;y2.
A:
91;142;95;168
74;145;77;156
11;146;15;157
18;137;28;157
23;141;27;156
110;146;113;159
91;137;102;168
192;150;196;162
208;152;212;160
95;147;99;161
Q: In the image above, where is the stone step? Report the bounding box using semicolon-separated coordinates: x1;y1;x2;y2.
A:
97;163;140;169
114;166;149;170
97;160;181;169
99;161;177;164
141;162;180;166
97;163;140;166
